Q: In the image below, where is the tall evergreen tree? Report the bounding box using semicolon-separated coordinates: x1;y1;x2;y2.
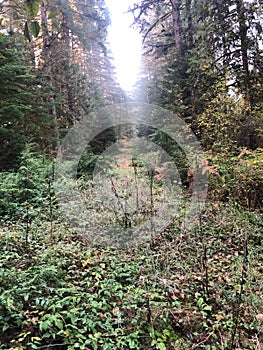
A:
0;32;51;170
132;0;263;149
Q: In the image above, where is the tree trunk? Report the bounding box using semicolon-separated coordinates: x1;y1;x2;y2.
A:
170;0;181;57
41;0;60;149
235;0;256;148
236;0;251;113
185;0;193;49
41;0;51;75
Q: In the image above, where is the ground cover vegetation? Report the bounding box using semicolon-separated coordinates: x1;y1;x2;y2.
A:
0;0;262;349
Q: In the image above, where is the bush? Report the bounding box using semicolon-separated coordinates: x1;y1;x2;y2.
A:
207;148;263;210
0;143;53;225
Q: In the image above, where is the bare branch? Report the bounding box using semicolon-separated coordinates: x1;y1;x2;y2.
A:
142;11;172;44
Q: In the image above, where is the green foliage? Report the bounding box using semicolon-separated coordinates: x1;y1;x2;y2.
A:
0;128;26;171
195;80;244;152
149;129;190;187
133;0;263;148
29;21;40;38
77;147;99;179
206;148;263;209
77;128;116;179
0;201;262;349
0;34;34;122
0;32;52;170
23;0;42;18
0;144;53;224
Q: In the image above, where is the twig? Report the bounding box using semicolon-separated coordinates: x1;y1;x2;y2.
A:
230;232;249;349
142;12;171;43
191;333;212;348
110;176;130;228
38;343;71;349
199;214;210;301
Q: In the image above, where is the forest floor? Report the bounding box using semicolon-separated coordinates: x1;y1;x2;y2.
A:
0;199;262;349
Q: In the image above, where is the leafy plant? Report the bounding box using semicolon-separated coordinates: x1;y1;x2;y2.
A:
0;144;54;239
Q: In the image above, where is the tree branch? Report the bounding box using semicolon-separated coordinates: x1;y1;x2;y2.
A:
142;11;172;44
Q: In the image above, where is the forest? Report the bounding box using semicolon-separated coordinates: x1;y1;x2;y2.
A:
0;0;262;349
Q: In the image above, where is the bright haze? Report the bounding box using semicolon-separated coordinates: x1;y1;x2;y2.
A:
105;0;142;91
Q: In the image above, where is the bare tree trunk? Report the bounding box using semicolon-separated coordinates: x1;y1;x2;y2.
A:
41;0;60;150
235;0;255;148
170;0;181;57
41;0;51;74
236;0;251;113
185;0;193;49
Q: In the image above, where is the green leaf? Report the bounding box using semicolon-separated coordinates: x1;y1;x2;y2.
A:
23;0;41;18
30;21;40;38
157;342;166;350
31;336;42;341
54;318;64;330
197;297;204;307
128;338;136;348
52;23;60;31
2;323;9;332
203;305;212;311
163;329;170;337
48;11;60;19
40;320;49;331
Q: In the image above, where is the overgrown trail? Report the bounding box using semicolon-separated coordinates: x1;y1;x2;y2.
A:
0;200;262;349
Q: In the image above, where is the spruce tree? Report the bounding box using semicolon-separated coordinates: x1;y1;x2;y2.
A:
0;33;36;170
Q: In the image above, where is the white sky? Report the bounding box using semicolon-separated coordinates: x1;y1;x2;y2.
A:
105;0;142;91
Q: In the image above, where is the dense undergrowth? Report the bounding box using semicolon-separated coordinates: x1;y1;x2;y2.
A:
0;201;262;349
